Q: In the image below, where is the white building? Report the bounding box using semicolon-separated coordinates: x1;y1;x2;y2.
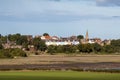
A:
45;40;80;46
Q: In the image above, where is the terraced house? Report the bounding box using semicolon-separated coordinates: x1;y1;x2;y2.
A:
41;35;80;46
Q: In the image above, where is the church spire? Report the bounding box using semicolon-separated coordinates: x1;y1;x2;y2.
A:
85;30;89;41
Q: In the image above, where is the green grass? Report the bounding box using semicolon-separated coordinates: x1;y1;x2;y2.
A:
0;71;120;80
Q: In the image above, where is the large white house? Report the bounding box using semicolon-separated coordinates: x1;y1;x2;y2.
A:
41;35;80;46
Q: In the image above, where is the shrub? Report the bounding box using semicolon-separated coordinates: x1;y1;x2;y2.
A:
0;48;27;58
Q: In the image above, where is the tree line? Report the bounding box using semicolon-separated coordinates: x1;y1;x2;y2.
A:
47;39;120;54
0;33;120;58
0;33;47;58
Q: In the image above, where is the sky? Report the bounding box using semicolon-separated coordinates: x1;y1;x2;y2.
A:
0;0;120;39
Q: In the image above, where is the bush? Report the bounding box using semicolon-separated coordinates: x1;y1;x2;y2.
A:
47;45;57;54
0;49;13;58
10;48;27;57
0;48;27;58
78;44;93;53
92;43;103;53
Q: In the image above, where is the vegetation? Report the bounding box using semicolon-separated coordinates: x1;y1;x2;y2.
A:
47;44;96;54
0;33;120;57
78;44;93;53
0;43;3;49
77;35;84;40
32;37;47;51
47;45;78;54
43;33;49;36
47;39;120;54
0;71;120;80
0;48;27;58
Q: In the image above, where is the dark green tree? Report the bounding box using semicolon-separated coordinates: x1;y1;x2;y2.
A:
92;43;102;53
0;36;7;44
47;45;57;54
77;35;84;40
109;39;120;53
7;33;21;42
56;45;64;53
78;44;93;53
32;37;47;51
62;45;77;53
0;48;27;58
111;39;120;47
0;43;3;49
43;33;49;36
39;40;47;51
104;45;115;53
16;35;28;45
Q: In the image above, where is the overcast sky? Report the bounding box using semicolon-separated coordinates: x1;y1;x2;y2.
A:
0;0;120;39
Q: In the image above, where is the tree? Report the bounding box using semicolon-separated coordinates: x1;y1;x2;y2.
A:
0;34;2;38
104;45;115;53
109;39;120;53
47;45;57;54
7;33;21;42
32;37;47;51
78;44;93;53
0;48;27;58
10;48;27;57
62;45;77;53
111;39;120;47
77;35;84;40
92;43;102;53
43;33;49;36
39;40;47;51
0;43;3;49
56;45;64;53
0;36;7;44
16;35;28;45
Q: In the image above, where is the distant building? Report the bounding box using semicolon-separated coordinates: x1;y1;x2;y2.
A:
45;40;79;46
81;30;90;44
89;38;103;45
42;35;79;46
41;35;51;40
102;40;111;45
85;30;89;42
51;36;59;40
80;30;107;46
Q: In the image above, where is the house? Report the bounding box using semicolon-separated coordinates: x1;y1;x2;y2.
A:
102;40;111;45
89;38;102;44
41;35;51;40
45;37;80;46
51;36;59;40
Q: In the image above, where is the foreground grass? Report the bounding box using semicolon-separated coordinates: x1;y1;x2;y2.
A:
0;71;120;80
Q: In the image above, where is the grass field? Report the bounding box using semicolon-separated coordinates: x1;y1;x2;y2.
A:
0;71;120;80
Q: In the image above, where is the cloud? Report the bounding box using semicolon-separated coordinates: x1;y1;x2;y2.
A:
0;0;120;23
0;0;95;22
96;0;120;6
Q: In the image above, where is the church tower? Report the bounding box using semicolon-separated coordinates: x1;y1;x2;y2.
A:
85;30;89;42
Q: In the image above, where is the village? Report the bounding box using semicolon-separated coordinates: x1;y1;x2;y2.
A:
2;32;111;50
2;31;111;51
41;31;111;46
